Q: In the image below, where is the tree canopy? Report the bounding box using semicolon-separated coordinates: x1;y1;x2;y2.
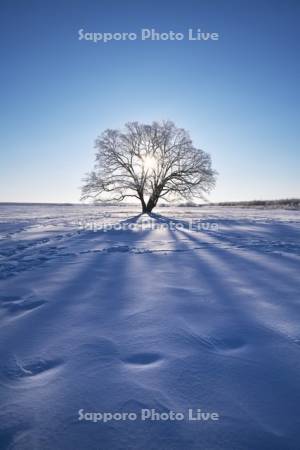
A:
81;121;217;212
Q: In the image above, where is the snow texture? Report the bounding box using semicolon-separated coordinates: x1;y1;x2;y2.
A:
0;204;300;450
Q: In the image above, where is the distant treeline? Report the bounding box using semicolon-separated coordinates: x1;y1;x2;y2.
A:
1;199;299;210
211;199;300;209
170;199;300;209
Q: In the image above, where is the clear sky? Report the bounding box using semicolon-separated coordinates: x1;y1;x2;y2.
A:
0;0;299;203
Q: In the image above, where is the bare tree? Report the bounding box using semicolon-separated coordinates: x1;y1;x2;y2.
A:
81;121;217;213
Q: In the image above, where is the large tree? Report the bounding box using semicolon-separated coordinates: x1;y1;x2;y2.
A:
81;121;217;213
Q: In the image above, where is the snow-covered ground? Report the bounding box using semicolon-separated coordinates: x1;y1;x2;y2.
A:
0;204;300;450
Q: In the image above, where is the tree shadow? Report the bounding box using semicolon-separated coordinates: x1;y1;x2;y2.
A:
148;212;191;229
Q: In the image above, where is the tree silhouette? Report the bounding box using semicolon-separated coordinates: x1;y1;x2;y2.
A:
81;121;216;213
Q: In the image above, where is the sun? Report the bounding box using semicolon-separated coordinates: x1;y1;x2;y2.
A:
142;154;157;171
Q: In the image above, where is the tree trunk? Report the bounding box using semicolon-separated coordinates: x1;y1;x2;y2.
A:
139;195;147;213
140;189;160;213
142;204;153;214
145;196;157;213
141;200;155;214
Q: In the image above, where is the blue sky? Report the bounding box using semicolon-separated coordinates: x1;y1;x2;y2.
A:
0;0;299;203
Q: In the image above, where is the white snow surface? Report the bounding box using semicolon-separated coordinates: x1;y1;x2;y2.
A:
0;204;300;450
